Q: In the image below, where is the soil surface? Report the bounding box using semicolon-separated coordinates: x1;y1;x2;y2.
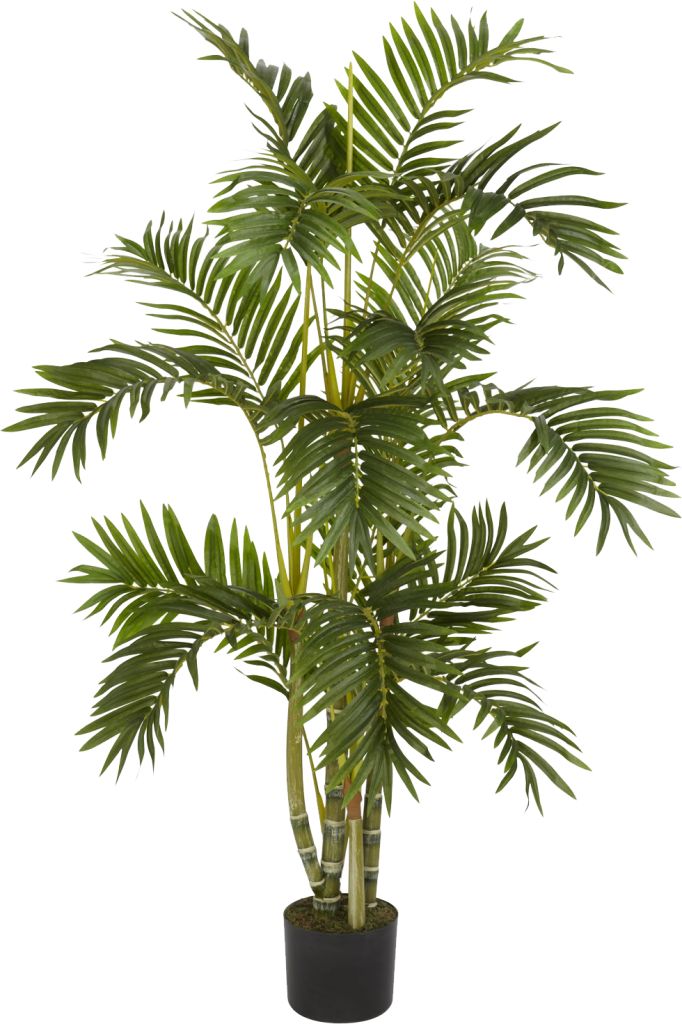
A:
285;895;397;933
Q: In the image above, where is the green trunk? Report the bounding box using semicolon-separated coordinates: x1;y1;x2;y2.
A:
347;816;365;929
314;751;346;913
287;654;324;895
362;789;383;907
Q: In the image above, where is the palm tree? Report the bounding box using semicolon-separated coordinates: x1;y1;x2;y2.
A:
5;6;677;938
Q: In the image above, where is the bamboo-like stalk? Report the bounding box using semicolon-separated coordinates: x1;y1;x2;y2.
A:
362;788;383;907
287;642;324;896
314;715;347;913
360;615;391;907
346;781;365;929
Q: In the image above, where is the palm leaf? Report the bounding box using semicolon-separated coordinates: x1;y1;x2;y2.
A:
178;11;312;149
5;340;255;478
68;505;285;777
208;152;393;292
335;5;570;176
338;245;533;402
450;124;626;287
439;649;589;813
98;216;305;400
451;383;679;551
262;393;456;565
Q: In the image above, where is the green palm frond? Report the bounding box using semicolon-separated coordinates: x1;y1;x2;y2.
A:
293;104;348;185
511;386;679;551
338;245;533;400
178;11;313;149
366;502;554;627
97;214;236;342
294;594;459;811
335;5;569;176
98;215;309;401
451;123;626;287
4;340;255;478
67;504;284;777
208;153;394;292
359;175;477;317
439;649;589;812
451;383;679;551
263;393;456;564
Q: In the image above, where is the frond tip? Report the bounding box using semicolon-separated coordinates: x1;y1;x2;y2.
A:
67;505;285;777
176;11;313;148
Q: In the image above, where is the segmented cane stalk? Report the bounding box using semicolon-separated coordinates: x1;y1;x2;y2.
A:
287;647;324;894
346;778;365;929
315;786;346;910
363;789;383;907
314;710;347;913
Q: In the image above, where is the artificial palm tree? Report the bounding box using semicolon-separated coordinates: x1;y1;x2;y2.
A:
6;6;677;1019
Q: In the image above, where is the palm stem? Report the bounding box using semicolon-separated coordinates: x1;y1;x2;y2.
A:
362;787;383;907
287;640;324;896
257;441;291;597
315;708;347;913
289;266;314;592
303;724;325;829
346;778;365;929
341;62;355;409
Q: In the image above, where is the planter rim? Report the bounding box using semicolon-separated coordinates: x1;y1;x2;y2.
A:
283;898;399;936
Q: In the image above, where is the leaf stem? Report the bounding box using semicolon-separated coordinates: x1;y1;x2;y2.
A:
341;63;356;409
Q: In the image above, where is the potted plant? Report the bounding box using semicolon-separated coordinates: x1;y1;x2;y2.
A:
5;6;677;1022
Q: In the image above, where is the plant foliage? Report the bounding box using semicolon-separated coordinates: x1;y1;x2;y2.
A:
5;5;676;829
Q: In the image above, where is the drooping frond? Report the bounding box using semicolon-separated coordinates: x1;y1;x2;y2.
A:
67;504;284;776
294;593;460;811
5;341;256;478
262;393;456;564
335;5;569;176
208;153;395;292
450;123;626;287
451;383;679;551
338;244;534;400
178;11;313;150
438;648;589;812
98;216;306;400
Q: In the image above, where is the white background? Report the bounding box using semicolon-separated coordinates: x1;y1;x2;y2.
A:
1;2;680;1021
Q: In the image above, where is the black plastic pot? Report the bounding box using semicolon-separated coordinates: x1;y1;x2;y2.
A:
283;900;398;1023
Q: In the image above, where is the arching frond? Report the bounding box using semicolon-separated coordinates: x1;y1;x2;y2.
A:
450;123;626;287
338;245;533;400
178;11;313;150
335;4;569;175
263;393;456;564
365;502;554;628
451;384;679;551
208;153;393;292
359;175;478;318
98;216;307;400
439;649;589;812
5;341;256;478
67;505;284;777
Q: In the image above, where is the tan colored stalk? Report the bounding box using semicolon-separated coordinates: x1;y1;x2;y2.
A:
362;788;383;907
341;62;355;409
287;635;324;896
314;709;347;913
346;777;365;929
